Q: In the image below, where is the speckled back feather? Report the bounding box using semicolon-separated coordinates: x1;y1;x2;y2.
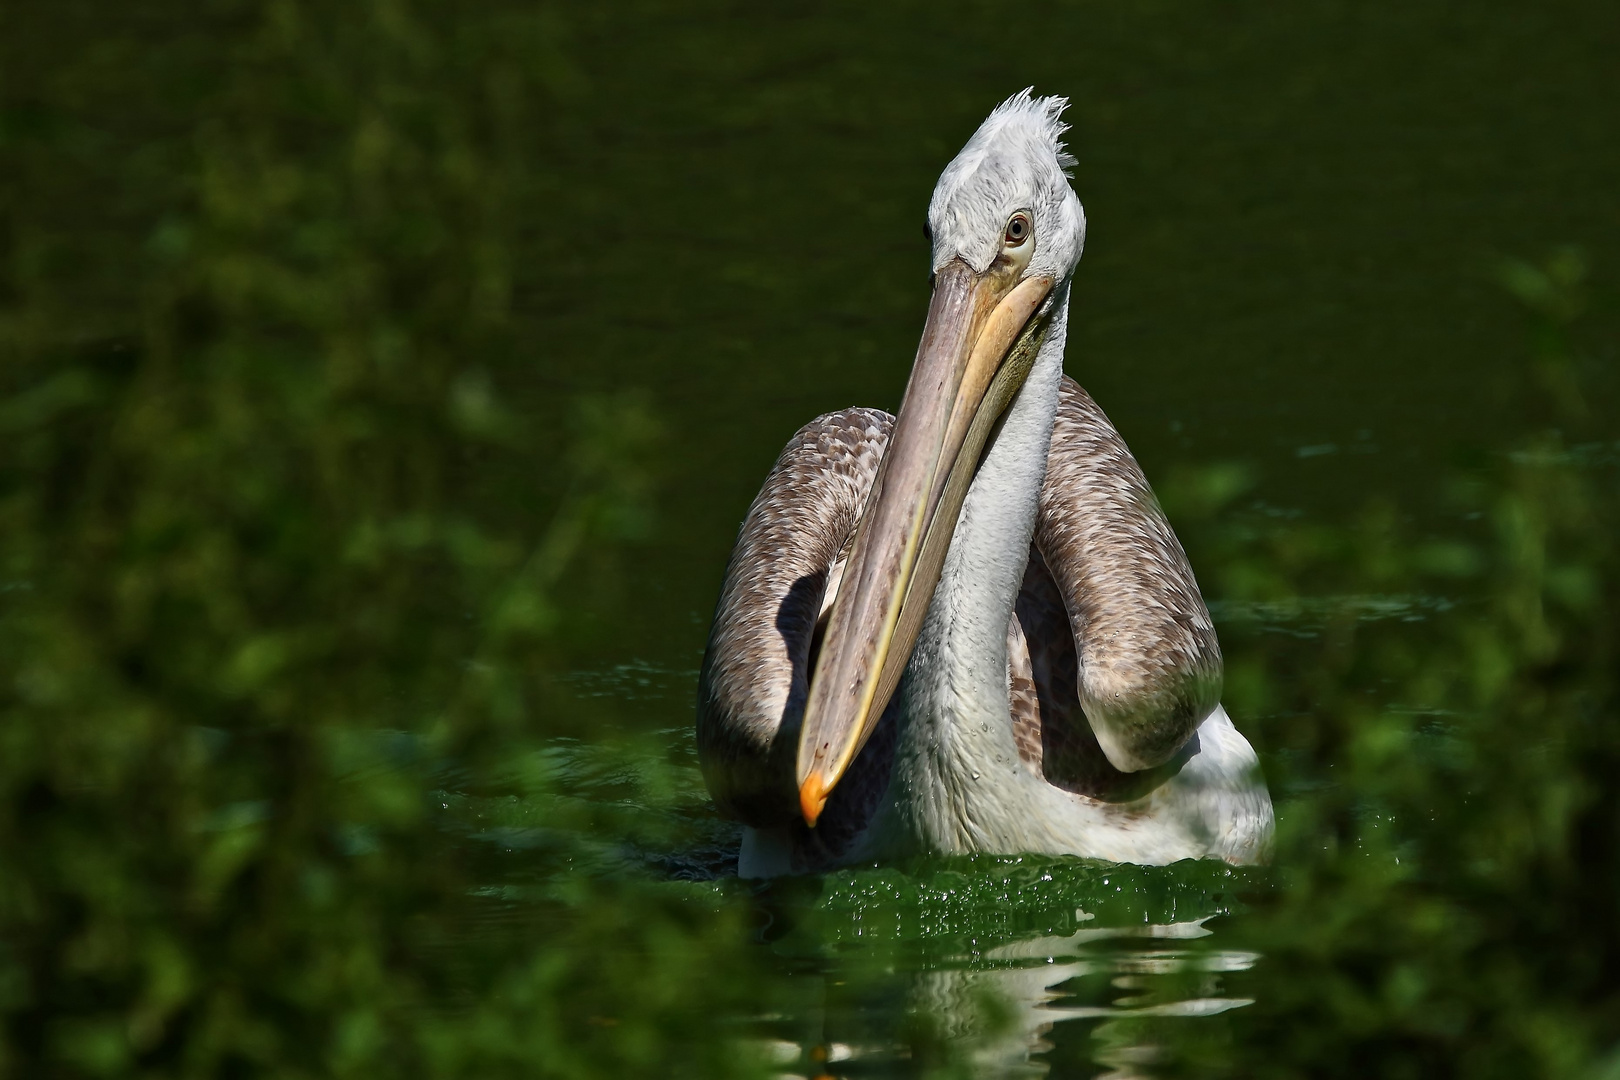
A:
696;408;893;828
1033;376;1223;773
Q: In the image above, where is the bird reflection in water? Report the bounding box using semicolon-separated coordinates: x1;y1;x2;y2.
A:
751;915;1256;1079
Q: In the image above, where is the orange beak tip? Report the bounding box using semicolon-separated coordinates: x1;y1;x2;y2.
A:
799;774;828;828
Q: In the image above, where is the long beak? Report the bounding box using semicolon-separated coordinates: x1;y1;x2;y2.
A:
796;258;1054;826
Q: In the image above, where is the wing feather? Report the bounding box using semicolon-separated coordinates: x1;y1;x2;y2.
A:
696;408;892;826
1029;376;1222;774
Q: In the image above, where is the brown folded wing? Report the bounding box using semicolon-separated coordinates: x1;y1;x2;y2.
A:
1011;376;1222;793
696;408;895;830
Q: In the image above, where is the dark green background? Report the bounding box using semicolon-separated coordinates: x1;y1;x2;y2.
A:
531;0;1620;669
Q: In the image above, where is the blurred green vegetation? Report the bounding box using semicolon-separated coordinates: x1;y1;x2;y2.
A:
0;2;764;1076
1137;253;1620;1078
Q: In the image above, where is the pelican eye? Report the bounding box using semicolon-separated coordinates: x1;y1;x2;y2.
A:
1003;213;1032;247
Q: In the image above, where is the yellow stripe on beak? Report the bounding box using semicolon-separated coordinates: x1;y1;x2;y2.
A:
795;260;1054;827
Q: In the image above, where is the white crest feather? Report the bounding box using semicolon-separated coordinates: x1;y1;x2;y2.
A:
985;88;1077;175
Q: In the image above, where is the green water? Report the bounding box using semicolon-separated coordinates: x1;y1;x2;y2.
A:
3;1;1619;1076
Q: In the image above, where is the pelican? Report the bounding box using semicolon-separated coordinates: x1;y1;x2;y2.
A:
697;91;1273;877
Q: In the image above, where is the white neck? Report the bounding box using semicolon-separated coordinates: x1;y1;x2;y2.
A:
876;287;1071;853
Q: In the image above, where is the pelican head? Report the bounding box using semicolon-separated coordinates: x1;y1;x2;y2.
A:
797;91;1088;826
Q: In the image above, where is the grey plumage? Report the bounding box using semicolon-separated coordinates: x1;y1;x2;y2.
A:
1034;377;1222;775
696;408;890;828
697;377;1266;870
